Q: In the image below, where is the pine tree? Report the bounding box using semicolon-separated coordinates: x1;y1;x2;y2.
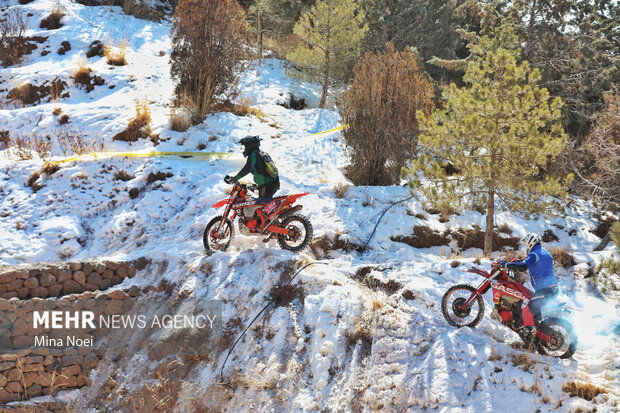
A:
287;0;368;108
406;26;571;256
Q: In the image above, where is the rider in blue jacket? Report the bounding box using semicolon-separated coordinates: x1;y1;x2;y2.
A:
505;233;559;341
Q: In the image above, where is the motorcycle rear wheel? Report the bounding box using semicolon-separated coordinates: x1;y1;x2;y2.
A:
442;284;485;328
277;214;313;252
203;216;235;252
536;318;577;358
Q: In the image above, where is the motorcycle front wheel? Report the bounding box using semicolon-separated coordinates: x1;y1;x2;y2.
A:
203;216;235;252
442;284;485;328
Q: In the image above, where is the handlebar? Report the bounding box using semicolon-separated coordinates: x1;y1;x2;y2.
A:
224;175;258;193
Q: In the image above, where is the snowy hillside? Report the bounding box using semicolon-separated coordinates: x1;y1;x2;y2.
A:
1;1;619;412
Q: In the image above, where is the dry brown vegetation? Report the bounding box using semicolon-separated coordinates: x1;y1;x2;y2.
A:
341;43;434;185
40;7;65;30
72;58;105;92
168;106;192;132
549;246;576;269
104;37;128;66
8;79;67;105
170;0;248;123
0;9;48;67
310;232;358;258
113;97;153;143
391;225;519;251
562;379;607;401
333;183;351;199
56;126;104;156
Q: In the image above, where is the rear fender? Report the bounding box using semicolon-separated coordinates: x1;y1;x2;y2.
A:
282;192;310;206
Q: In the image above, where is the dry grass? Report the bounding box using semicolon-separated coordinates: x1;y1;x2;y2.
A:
549;246;576;269
72;57;91;83
105;37;128;66
511;349;539;373
562;379;607;401
262;33;301;59
4;132;53;160
169;106;192;132
40;6;64;30
333;183;351;199
113;97;152;142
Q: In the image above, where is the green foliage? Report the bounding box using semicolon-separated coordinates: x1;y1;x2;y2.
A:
247;0;315;34
405;25;571;254
362;0;503;84
287;0;368;108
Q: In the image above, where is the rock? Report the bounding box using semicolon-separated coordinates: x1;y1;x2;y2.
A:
105;261;120;271
126;285;140;297
62;279;83;295
69;262;82;271
104;300;124;314
0;271;14;283
24;277;39;289
56;268;72;283
81;262;93;274
55;374;77;387
111;275;123;285
11;319;27;336
12;335;32;348
94;263;106;274
27;383;42;396
127;265;137;277
31;286;49;298
31;348;51;356
22;363;43;372
0;388;20;403
108;290;126;300
5;381;22;393
48;284;63;297
1;291;17;299
62;355;83;366
16;287;30;299
24;356;43;364
100;279;112;290
86;272;102;285
28;268;42;277
6;279;23;291
0;372;7;387
83;353;98;368
73;271;86;286
6;368;20;381
84;282;98;291
43;355;54;366
0;298;12;311
116;265;128;278
35;372;54;387
39;273;56;287
134;257;149;270
22;372;38;387
61;364;81;376
0;361;14;371
102;269;114;280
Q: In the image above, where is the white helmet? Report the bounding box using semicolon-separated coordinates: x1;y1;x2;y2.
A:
520;233;541;254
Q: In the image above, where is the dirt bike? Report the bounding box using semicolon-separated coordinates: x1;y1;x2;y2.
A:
442;260;577;358
203;176;313;252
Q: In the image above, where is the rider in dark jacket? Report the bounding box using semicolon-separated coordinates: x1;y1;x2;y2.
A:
506;233;559;344
230;136;280;198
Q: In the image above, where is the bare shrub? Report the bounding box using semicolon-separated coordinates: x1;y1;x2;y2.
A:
170;0;248;123
573;93;620;210
169;106;191;132
72;58;105;92
104;37;128;66
113;97;152;142
340;42;433;185
549;246;576;269
8;79;67;105
333;183;351;199
56;127;104;155
0;9;28;67
40;7;65;30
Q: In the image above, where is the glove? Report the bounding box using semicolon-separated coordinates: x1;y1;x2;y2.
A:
506;262;524;272
248;184;258;192
224;175;233;184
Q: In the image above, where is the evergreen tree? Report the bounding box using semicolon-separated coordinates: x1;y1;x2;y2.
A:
287;0;368;108
406;26;571;255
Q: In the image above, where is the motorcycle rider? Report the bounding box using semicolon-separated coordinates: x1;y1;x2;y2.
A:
225;136;280;198
504;233;559;346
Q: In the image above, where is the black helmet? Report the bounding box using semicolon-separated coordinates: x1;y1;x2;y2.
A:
239;135;260;157
239;136;261;146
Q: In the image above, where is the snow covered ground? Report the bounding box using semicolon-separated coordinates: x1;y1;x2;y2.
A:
1;1;619;411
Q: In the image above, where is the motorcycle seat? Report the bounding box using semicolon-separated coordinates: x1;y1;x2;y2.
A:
251;196;286;205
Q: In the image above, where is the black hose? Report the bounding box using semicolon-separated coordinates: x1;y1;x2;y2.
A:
359;195;414;253
218;261;329;384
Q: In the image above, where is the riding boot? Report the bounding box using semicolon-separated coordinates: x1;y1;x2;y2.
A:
519;325;537;351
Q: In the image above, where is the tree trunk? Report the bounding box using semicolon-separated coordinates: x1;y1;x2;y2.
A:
593;232;611;252
484;189;495;256
257;7;263;66
319;69;329;108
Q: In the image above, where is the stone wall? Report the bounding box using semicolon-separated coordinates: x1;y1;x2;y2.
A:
0;259;142;300
0;347;102;404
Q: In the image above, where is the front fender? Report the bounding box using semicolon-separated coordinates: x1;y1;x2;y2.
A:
212;199;231;208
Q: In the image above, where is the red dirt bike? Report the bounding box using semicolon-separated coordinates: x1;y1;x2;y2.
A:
203;176;313;252
442;260;577;358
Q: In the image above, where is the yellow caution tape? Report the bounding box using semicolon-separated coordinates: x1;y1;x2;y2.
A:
309;124;348;136
48;151;238;166
46;125;349;166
